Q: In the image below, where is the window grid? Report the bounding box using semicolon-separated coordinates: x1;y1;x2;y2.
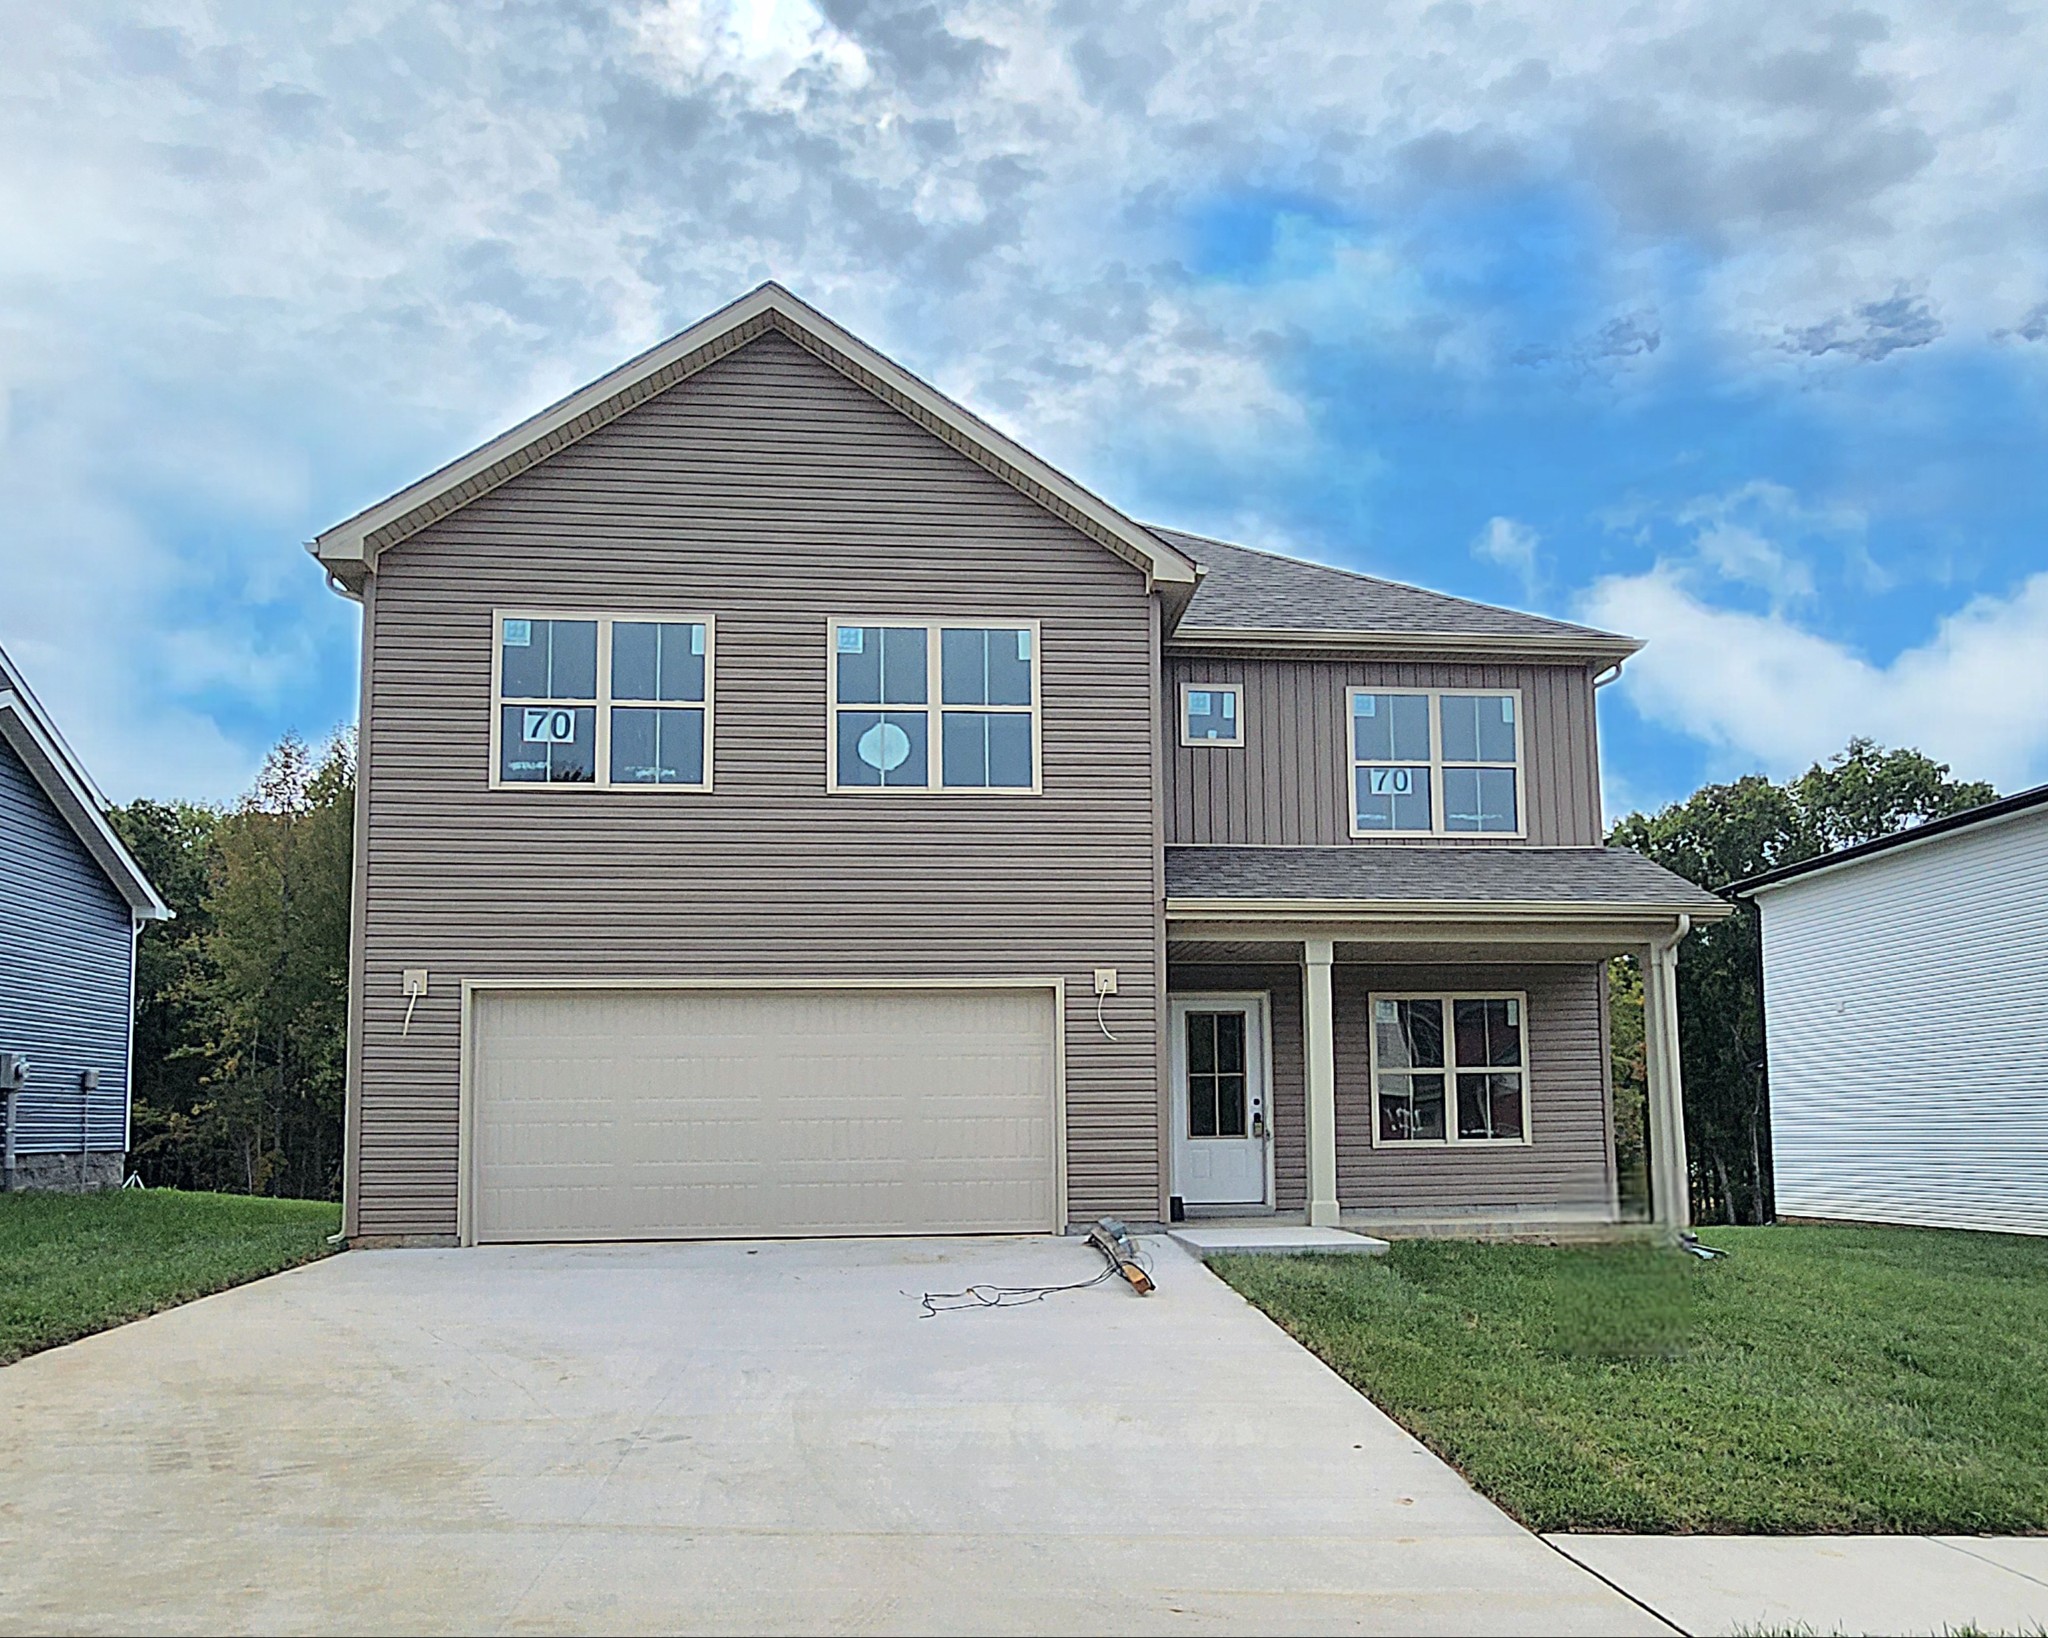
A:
1367;990;1531;1148
1180;681;1244;747
1346;686;1525;838
490;610;715;793
825;617;1043;795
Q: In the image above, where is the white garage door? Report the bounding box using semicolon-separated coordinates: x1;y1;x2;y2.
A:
470;987;1060;1242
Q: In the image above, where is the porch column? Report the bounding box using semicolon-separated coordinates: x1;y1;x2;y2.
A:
1642;920;1691;1231
1302;937;1341;1227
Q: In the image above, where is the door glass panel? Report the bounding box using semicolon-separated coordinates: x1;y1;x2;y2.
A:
1212;1011;1246;1075
1214;1072;1247;1138
1185;1012;1251;1140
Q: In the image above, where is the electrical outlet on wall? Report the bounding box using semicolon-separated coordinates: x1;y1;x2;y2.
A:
403;968;429;998
1093;968;1118;996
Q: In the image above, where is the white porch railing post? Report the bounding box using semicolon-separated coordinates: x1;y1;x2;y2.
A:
1302;937;1341;1227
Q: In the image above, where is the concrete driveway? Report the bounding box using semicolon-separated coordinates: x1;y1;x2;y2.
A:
0;1236;1661;1635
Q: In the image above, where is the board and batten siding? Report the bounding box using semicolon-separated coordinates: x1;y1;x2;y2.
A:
0;736;133;1154
1162;654;1603;847
353;330;1163;1238
1758;807;2048;1236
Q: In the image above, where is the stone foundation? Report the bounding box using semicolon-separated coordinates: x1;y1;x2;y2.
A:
4;1151;126;1192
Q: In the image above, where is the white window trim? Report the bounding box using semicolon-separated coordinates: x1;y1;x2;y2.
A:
1367;989;1533;1148
1344;685;1526;839
1179;680;1245;748
824;616;1044;795
489;609;716;793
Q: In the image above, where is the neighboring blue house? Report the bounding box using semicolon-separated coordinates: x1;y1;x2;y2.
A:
0;646;171;1191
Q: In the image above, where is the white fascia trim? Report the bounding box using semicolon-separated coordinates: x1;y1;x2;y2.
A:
0;693;172;920
1166;627;1644;663
1165;896;1735;922
311;283;1200;594
1742;802;2048;899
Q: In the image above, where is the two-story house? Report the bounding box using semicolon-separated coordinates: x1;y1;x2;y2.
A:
311;285;1725;1248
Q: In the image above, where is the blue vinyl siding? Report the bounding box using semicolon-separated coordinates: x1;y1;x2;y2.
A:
0;735;133;1153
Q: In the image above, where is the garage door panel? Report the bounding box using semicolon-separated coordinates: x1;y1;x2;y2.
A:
471;988;1058;1241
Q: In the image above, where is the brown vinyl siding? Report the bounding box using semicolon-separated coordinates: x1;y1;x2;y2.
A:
1334;961;1615;1214
1163;655;1603;847
1167;962;1305;1210
352;331;1162;1238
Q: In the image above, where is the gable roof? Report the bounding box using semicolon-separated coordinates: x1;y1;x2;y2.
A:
311;283;1201;607
1726;782;2048;898
0;647;171;921
1157;528;1641;663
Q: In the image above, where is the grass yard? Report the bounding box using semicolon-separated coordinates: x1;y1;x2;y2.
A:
1214;1224;2048;1535
0;1189;341;1365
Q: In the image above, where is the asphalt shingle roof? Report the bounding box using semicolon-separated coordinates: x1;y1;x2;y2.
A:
1166;845;1728;912
1155;527;1633;648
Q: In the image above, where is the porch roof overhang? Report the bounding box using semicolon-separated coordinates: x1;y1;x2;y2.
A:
1165;845;1732;960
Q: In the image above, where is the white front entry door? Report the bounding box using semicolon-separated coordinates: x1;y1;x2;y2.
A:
1170;994;1270;1208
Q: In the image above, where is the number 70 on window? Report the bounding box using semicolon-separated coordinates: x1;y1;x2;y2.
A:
1366;767;1417;795
522;708;579;743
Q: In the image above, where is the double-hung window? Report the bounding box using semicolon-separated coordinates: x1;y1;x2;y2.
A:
494;612;714;790
1349;688;1522;836
829;619;1039;792
1371;992;1529;1145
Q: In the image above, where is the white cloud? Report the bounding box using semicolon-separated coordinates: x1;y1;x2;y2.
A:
1584;565;2048;790
0;2;2045;797
1690;522;1816;603
1471;515;1543;596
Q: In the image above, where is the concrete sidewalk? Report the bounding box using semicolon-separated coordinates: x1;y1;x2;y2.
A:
1548;1533;2048;1636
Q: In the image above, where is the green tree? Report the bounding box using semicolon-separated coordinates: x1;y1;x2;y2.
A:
191;731;354;1198
1609;739;1994;1223
107;799;224;1188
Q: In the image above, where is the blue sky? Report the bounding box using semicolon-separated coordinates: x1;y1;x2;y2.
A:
3;1;2046;817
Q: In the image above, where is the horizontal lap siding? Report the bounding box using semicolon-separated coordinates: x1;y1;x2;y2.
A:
1333;962;1614;1213
0;738;132;1153
358;332;1161;1237
1167;962;1304;1210
1760;812;2048;1235
1164;656;1602;847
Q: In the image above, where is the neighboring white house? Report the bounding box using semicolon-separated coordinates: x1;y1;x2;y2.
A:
1731;785;2048;1236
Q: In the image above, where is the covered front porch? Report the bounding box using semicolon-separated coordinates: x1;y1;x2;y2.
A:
1164;846;1734;1233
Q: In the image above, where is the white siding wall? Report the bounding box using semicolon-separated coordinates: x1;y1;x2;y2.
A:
1758;807;2048;1235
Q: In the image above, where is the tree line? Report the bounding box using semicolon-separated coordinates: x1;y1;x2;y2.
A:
109;726;1991;1217
111;733;353;1198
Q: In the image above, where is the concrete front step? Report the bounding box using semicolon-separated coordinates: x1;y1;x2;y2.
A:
1167;1224;1390;1258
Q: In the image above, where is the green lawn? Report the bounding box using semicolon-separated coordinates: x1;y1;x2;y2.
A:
0;1189;341;1365
1214;1225;2048;1534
